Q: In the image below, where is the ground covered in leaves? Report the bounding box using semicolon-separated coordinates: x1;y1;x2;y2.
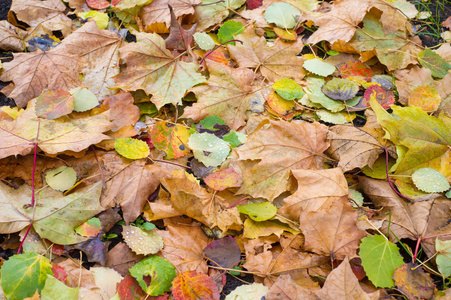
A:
0;0;451;299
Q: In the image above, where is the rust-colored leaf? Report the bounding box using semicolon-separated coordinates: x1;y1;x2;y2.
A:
172;271;220;300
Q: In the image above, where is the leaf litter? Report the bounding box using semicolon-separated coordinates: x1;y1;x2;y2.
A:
0;0;450;298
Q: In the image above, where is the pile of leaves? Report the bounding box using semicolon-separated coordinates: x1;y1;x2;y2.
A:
0;0;450;298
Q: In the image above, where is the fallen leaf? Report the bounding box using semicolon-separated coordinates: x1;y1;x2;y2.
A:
140;0;201;28
172;271;220;300
194;0;246;31
0;20;28;51
266;274;320;300
393;263;436;300
165;5;197;51
102;92;141;131
203;236;241;269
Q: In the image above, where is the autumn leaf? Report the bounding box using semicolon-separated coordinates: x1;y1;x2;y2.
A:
171;271;219;300
101;92;140;131
183;60;266;130
140;0;201;28
194;0;246;31
150;121;191;159
228;28;305;82
113;31;206;109
233;119;329;200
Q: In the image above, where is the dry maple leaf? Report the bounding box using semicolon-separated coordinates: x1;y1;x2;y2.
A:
394;66;436;105
327;124;384;172
0;20;28;51
57;21;123;100
183;60;267;130
160;170;243;232
157;217;211;273
233;119;329;200
140;0;201;28
266;274;320;300
359;176;451;257
113;31;205;109
315;258;380;299
0;99;112;159
0;49;82;107
298;198;366;260
279;168;349;221
228;28;305;82
306;0;373;44
9;0;73;41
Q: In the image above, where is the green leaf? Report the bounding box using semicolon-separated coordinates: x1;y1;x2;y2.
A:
273;78;305;100
41;275;79;300
359;235;404;288
418;48;451;79
223;130;246;147
316;110;348;124
436;239;451;278
264;2;301;29
35;90;74;120
70;87;99;112
218;20;245;45
129;256;176;296
411;168;450;193
1;252;53;300
198;115;227;131
193;32;216;50
45;166;77;192
188;132;230;167
195;0;246;31
305;77;345;112
321;78;359;101
115;138;150;160
237;202;277;221
303;58;336;77
136;102;158;117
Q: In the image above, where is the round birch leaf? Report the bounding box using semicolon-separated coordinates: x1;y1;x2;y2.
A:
360;234;404;288
412;168;450;193
446;190;451;198
273;78;305;100
349;189;364;207
218;20;245;44
321;78;359;101
316;110;348;124
303;58;336;77
122;225;163;255
237;202;277;221
115;138;150;160
40;274;79;300
436;239;451;278
129;256;176;296
45;166;77;192
225;283;268;300
193;33;215;50
187;132;230;167
70;87;99;112
264;3;301;29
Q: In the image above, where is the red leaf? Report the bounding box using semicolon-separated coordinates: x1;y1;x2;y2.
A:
361;85;395;109
204;168;242;191
246;0;263;10
51;264;67;282
172;271;220;300
117;275;147;300
338;60;374;80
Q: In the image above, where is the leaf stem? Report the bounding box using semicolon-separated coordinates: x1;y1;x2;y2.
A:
384;147;411;201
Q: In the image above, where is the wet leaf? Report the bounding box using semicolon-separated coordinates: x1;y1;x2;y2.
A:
225;283;268;300
362;85;395;109
411;168;450;193
122;225;164;255
338;60;374;80
188;132;230;167
193;32;215;50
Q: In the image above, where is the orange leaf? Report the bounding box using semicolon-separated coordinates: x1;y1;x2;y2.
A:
204;168;242;191
408;85;441;112
171;271;220;300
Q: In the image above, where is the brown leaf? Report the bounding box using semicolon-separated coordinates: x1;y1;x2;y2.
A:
105;242;145;277
101;92;140;131
394;66;436;105
228;28;305;82
183;60;266;130
358;176;451;257
158;217;211;273
0;49;82;107
233;119;329;200
298;199;366;259
165;5;197;51
266;274;320;300
160;170;243;232
279;168;349;221
9;0;73;41
315;258;380;300
0;20;27;51
140;0;201;28
327;123;384;172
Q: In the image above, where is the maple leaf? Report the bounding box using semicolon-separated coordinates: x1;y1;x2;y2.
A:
358;176;451;257
160;170;242;232
0;49;82;107
183;60;267;130
394;66;437;105
0;181;104;245
233;119;329;200
0;20;28;51
9;0;73;41
157;217;211;273
266;274;320;300
279;168;349;221
113;31;206;109
316;258;380;299
171;271;220;300
228;28;305;82
165;5;197;51
56;22;123;100
140;0;201;28
0;99;113;159
101;92;141;131
298;199;366;259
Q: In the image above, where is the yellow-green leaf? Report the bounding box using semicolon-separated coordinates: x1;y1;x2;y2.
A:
115;138;150;160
